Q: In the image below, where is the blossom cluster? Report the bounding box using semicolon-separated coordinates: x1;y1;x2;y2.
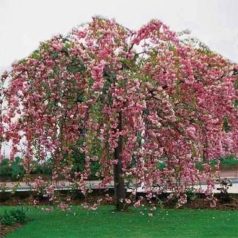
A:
1;17;238;208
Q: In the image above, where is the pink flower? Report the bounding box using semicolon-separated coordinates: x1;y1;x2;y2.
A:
186;126;197;140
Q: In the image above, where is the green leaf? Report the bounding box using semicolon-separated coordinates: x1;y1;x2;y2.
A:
223;116;231;132
67;58;86;73
31;50;41;60
234;99;238;108
234;79;238;89
51;51;59;59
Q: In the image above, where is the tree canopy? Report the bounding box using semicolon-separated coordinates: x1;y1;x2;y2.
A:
1;17;238;209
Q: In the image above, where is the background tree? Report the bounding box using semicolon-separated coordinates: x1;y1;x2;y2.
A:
1;17;238;210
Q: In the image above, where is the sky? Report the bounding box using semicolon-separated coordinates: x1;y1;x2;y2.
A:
1;0;238;73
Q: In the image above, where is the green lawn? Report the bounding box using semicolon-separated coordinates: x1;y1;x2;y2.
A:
1;206;238;238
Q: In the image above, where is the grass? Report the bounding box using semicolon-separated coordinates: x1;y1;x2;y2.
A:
1;206;238;238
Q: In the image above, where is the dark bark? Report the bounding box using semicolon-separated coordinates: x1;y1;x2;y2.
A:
113;111;126;211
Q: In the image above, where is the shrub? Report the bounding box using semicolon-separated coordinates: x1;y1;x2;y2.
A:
9;208;27;224
0;211;16;226
0;208;27;226
0;159;11;178
216;178;232;203
31;159;53;176
0;157;25;181
186;187;197;202
11;157;25;180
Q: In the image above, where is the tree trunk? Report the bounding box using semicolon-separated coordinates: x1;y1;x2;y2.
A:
113;111;126;211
